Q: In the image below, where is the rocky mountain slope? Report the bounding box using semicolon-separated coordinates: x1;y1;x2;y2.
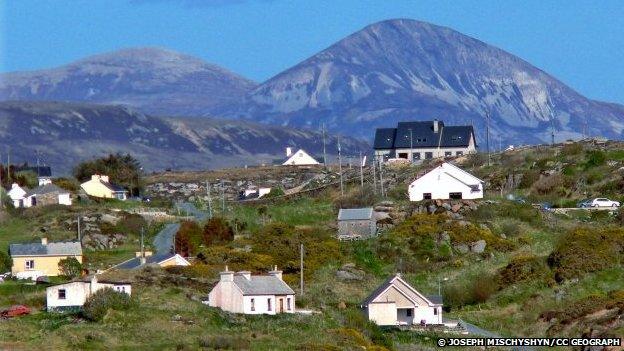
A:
221;19;624;143
0;48;256;117
0;101;367;174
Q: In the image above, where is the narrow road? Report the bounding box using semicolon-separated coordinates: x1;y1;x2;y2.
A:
152;203;208;254
461;320;535;351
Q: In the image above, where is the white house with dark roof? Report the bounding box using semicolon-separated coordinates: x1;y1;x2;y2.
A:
7;183;28;208
282;147;320;166
208;266;295;315
337;208;377;240
408;162;484;201
46;275;131;312
362;274;443;326
374;120;476;163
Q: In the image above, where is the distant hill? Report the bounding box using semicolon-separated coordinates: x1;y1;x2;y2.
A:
0;47;257;117
0;101;367;174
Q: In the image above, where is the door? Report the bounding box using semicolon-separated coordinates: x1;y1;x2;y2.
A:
279;298;284;313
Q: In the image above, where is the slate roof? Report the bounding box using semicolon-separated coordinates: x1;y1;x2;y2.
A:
362;274;442;306
114;253;180;270
232;274;295;295
338;208;374;221
100;181;127;193
426;295;444;305
10;241;82;257
25;183;68;197
373;121;475;149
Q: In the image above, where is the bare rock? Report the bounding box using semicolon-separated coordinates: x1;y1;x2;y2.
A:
454;244;469;254
470;240;487;253
451;204;462;213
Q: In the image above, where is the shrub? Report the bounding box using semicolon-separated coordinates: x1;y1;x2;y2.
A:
531;174;562;195
203;217;234;245
584;150;606;169
443;271;498;308
497;220;523;237
0;251;12;272
497;254;549;287
58;257;82;279
53;178;80;192
547;227;624;282
198;335;250;350
82;288;132;321
518;169;540;189
174;221;203;256
561;143;583;156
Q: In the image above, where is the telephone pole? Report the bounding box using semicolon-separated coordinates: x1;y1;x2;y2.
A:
322;124;327;167
485;112;491;166
379;160;385;198
206;181;213;219
372;155;377;194
338;137;344;196
359;152;364;190
220;180;225;213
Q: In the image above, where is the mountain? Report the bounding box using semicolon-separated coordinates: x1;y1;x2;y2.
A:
0;47;256;117
219;19;624;144
0;101;367;174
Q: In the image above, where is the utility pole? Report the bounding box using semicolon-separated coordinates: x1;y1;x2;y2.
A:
485;112;491;166
322;124;327;168
140;227;145;258
77;216;81;243
379;159;385;198
359;152;364;190
220;180;225;214
409;128;413;163
550;117;555;145
372;155;377;194
300;243;304;296
338;137;344;196
206;181;213;219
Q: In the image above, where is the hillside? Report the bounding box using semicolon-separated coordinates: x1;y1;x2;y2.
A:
0;48;257;117
0;101;368;174
0;141;623;349
222;19;624;143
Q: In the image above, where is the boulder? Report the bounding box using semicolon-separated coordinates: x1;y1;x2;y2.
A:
427;205;437;214
451;204;462;213
470;240;487;253
441;203;452;211
454;244;469;254
100;214;119;225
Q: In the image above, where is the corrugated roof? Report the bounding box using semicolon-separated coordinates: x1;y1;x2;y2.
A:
374;121;475;149
114;252;178;270
338;208;374;221
25;183;68;197
232;275;295;295
10;241;82;257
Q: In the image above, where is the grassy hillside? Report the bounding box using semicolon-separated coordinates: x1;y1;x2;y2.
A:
1;141;623;350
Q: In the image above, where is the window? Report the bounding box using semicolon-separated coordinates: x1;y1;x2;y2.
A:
398;152;408;159
423;193;432;200
434;308;438;315
25;260;35;270
444;151;452;157
58;289;66;300
449;192;463;199
287;298;291;310
406;309;412;317
413;153;421;160
267;298;272;311
456;151;463;156
250;298;255;311
425;152;433;159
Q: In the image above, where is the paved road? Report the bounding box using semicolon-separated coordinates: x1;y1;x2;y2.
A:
176;202;209;221
152;223;180;254
461;320;535;351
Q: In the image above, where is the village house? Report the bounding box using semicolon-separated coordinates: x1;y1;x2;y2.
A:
9;238;83;280
374;120;476;163
112;251;190;270
208;266;295;315
408;162;484;201
46;275;131;312
20;178;72;208
337;208;377;240
282;147;320;166
240;186;272;200
80;174;128;200
7;183;27;208
362;274;443;326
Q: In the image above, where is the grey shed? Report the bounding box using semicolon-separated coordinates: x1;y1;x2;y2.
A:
337;208;377;240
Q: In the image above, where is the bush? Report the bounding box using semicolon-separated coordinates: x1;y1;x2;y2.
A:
82;288;132;321
584;150;606;169
561;143;583;156
547;227;624;282
53;178;80;192
531;174;562;195
203;217;234;245
497;254;549;287
518;169;540;189
174;221;203;256
0;251;12;272
58;257;82;279
497;220;523;238
443;271;498;308
198;335;250;350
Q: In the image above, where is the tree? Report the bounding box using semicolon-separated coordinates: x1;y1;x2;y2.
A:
73;153;143;195
174;221;203;256
202;217;234;245
0;251;12;273
58;257;82;278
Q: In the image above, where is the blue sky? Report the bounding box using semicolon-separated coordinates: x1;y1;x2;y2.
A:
2;0;623;103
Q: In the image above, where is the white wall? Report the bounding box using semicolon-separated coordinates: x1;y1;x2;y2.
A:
408;165;483;201
367;302;397;326
58;193;72;206
413;305;442;325
283;149;319;166
46;281;132;311
208;281;245;314
242;295;295;315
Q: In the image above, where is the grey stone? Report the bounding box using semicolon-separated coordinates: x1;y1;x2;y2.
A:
470;240;487;253
454;244;469;254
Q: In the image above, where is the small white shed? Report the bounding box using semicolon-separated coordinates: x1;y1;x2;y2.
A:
408;162;484;201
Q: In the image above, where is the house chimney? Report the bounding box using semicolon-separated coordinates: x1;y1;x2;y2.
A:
433;119;439;133
269;265;283;280
91;174;101;181
286;147;293;157
41;237;48;245
101;175;110;183
220;265;234;282
238;271;251;280
135;251;153;258
11;183;19;189
38;177;52;186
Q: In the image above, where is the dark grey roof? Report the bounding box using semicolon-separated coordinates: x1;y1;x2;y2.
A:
101;181;127;193
426;295;444;305
15;166;52;177
114;253;178;270
10;241;82;256
232;274;295;295
25;183;68;197
373;121;475;149
338;208;374;221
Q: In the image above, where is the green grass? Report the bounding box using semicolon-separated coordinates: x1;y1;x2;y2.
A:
230;197;335;231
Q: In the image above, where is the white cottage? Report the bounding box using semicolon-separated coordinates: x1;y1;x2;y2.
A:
46;275;131;312
408;162;484;201
282;147;320;166
208;266;295;315
362;274;443;326
7;183;27;208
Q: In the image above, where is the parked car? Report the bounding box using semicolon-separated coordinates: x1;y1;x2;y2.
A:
0;305;31;318
588;198;620;208
577;199;592;208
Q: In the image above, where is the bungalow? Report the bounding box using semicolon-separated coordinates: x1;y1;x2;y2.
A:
408;162;484;201
7;183;27;208
362;274;443;326
9;238;83;280
46;275;131;312
282;147;320;166
208;266;295;315
112;252;190;270
337;208;377;240
21;179;72;208
80;175;128;200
